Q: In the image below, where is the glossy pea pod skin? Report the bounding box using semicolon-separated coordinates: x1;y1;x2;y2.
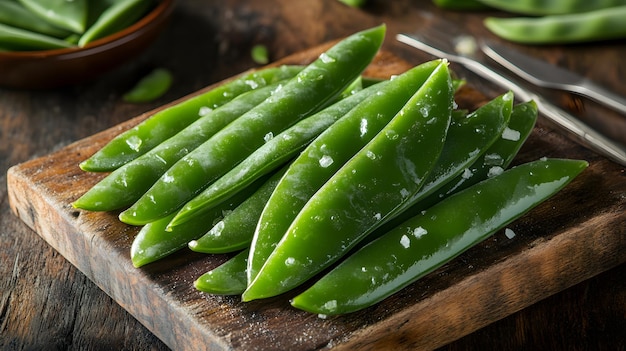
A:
73;82;283;211
194;249;249;295
0;22;74;51
188;165;288;254
130;173;271;268
0;1;71;38
195;99;538;296
78;0;154;46
243;61;454;301
291;158;589;316
386;91;514;221
119;24;387;226
19;0;88;34
484;6;626;44
80;65;304;172
375;99;536;237
169;80;388;229
476;0;626;15
245;60;443;286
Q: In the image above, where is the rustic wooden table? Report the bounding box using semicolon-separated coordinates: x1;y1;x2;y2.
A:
1;0;625;350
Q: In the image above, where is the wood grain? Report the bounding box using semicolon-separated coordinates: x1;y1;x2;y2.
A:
7;41;626;351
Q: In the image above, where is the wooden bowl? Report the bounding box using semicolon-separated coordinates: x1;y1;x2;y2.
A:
0;0;174;89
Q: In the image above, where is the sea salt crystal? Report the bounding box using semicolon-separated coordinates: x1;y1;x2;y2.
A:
319;155;333;168
400;235;411;248
502;127;521;141
505;228;516;239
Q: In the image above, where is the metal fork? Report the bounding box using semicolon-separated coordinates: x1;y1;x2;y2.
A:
396;29;626;166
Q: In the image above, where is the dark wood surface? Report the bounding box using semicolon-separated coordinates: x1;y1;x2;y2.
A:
1;0;625;350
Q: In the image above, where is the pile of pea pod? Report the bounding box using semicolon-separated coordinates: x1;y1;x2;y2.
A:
73;24;588;315
0;0;156;51
434;0;626;44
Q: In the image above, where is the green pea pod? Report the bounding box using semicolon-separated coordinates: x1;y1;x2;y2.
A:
80;65;304;172
194;249;249;295
74;83;285;212
78;0;155;46
375;99;535;238
119;24;387;226
122;67;173;103
19;0;88;33
188;165;288;254
387;91;514;221
291;158;588;315
194;100;538;295
245;59;443;287
476;0;626;15
484;6;626;44
243;61;454;301
169;80;388;229
130;174;271;268
0;22;74;51
0;1;71;38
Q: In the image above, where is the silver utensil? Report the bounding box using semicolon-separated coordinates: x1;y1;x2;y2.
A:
481;41;626;115
396;31;626;166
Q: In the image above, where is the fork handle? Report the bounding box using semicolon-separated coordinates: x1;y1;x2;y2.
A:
464;60;626;166
576;79;626;116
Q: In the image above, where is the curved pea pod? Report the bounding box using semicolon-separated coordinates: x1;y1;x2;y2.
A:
169;80;388;228
484;6;626;44
19;0;88;34
119;24;387;226
0;1;71;38
188;165;288;254
80;65;304;172
78;0;154;46
122;67;173;103
242;61;454;301
130;174;270;268
291;158;589;315
245;59;443;286
194;249;249;295
386;91;514;221
73;82;283;211
375;99;535;238
0;23;74;51
476;0;626;15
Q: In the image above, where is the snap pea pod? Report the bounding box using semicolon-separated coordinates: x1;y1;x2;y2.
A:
291;158;588;315
484;6;626;44
78;0;154;46
80;65;304;172
0;22;74;51
243;61;454;301
73;83;284;211
0;0;71;38
246;60;443;286
194;249;249;295
130;174;271;268
194;100;537;297
119;24;387;226
386;91;514;221
169;80;388;229
188;165;288;254
476;0;626;15
122;67;173;103
19;0;88;33
376;99;536;237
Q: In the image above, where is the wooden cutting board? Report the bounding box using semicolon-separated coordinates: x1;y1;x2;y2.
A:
7;44;626;351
